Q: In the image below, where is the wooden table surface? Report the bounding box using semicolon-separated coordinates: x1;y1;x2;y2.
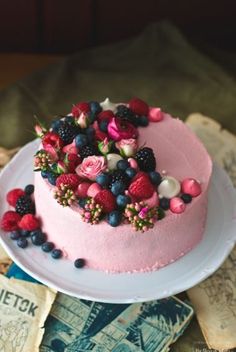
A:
0;53;63;91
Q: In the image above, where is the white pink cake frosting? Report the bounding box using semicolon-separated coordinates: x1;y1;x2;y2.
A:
32;99;212;273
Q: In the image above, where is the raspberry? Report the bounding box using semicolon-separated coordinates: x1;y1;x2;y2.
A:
129;98;149;116
1;211;21;231
6;188;25;207
56;173;81;190
97;110;114;123
66;153;81;172
15;196;35;216
94;189;116;213
18;214;40;231
128;174;154;200
136;147;156;172
72;102;90;117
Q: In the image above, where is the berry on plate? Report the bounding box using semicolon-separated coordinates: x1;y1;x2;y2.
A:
6;188;25;207
18;214;40;231
1;211;21;231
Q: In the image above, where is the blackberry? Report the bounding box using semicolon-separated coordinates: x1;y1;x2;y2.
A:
15;196;35;216
116;105;138;127
57;121;78;144
136;147;156;172
80;144;98;159
109;170;130;189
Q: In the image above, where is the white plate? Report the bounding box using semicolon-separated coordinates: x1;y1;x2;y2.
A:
1;140;236;303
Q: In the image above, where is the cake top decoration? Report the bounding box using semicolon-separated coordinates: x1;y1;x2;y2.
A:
33;98;201;232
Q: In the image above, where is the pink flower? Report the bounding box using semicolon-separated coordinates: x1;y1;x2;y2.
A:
42;132;63;161
76;112;89;129
76;156;107;181
115;138;138;157
107;117;138;141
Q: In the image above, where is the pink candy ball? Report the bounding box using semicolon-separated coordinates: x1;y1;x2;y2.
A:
77;182;91;198
128;158;138;169
170;197;186;214
87;183;102;197
181;178;201;197
148;107;163;122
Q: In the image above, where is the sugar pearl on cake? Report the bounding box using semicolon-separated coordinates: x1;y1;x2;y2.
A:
170;197;186;214
158;176;181;199
181;178;201;197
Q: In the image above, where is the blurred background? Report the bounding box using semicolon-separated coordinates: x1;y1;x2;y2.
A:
0;0;236;147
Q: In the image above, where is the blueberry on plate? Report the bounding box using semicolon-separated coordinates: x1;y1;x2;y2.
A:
21;230;31;237
42;242;55;253
24;184;34;195
17;237;28;249
31;230;47;246
10;230;21;240
74;258;86;268
51;249;63;259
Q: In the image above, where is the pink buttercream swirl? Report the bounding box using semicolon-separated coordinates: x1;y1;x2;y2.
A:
107;117;138;141
76;156;107;181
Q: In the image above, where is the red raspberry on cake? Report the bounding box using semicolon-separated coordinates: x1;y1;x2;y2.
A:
72;102;90;117
66;154;81;173
18;214;40;231
56;173;81;190
128;173;155;200
6;188;25;207
129;98;149;116
97;110;114;123
1;211;21;231
94;189;116;213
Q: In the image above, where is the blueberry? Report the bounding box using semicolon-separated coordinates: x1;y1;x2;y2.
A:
31;230;47;246
51;163;58;173
96;173;110;187
51;249;63;259
108;210;122;227
159;198;170;210
88;112;96;124
85;126;95;143
99;120;108;133
181;193;192;204
10;230;21;240
24;184;34;195
138;115;149;127
116;194;131;208
41;170;49;179
149;171;162;185
21;230;31;237
125;167;137;179
89;101;102;115
75;134;88;148
47;173;57;186
78;198;87;208
17;237;28;248
111;181;125;196
74;258;86;268
42;242;55;253
117;159;129;171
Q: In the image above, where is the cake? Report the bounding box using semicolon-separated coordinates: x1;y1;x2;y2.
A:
0;98;212;273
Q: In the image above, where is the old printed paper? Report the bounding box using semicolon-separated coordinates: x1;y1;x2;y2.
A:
0;275;56;352
186;113;236;350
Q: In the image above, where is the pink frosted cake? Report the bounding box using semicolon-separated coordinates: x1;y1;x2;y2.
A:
1;98;212;273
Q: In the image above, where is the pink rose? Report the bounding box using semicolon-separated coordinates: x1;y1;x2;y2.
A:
98;137;112;155
76;156;107;181
115;138;138;157
76;112;89;129
107;117;138;141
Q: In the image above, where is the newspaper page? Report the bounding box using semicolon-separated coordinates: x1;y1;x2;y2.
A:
40;294;193;351
0;274;56;352
186;113;236;350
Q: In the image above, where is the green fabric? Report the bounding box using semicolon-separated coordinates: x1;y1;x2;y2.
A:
0;21;236;148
